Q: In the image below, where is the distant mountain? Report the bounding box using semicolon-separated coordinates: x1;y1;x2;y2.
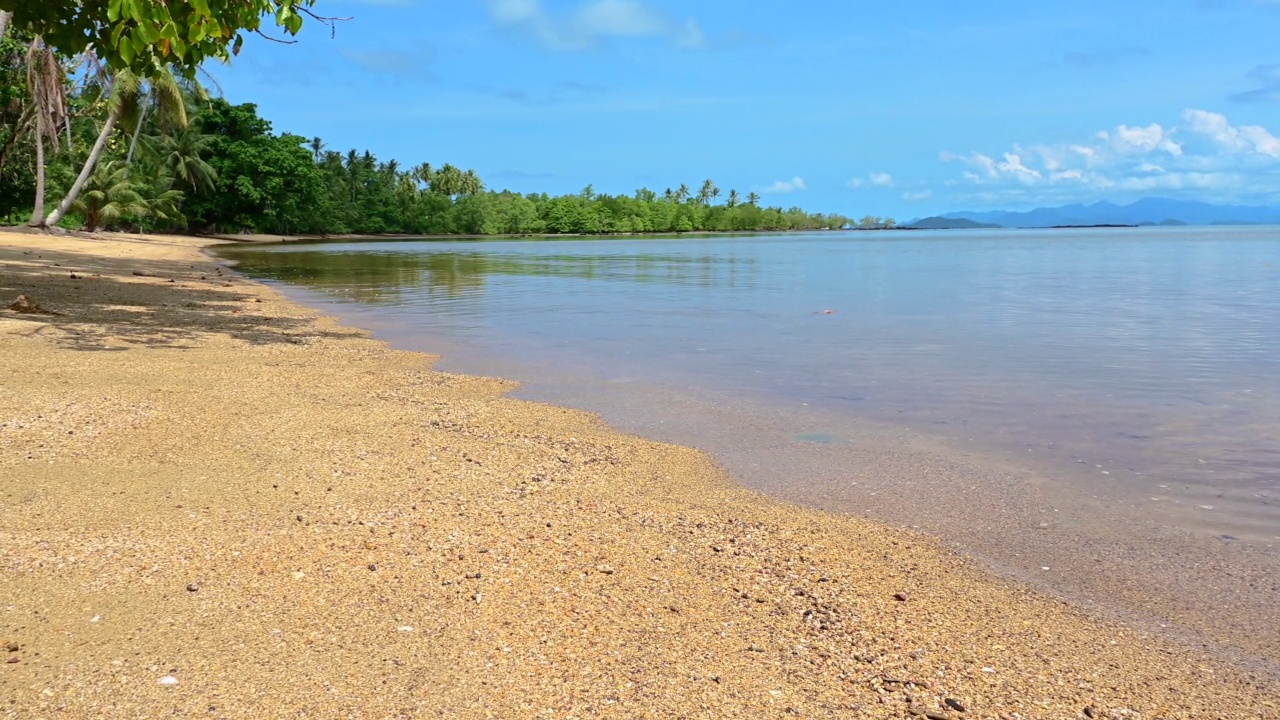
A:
904;216;1002;230
933;198;1280;228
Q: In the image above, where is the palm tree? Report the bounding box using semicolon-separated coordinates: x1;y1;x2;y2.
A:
675;183;690;203
746;191;760;206
411;162;434;191
71;160;148;231
697;178;715;206
125;66;193;164
140;124;217;194
727;189;739;207
41;67;145;229
710;185;721;205
309;137;325;163
25;37;67;226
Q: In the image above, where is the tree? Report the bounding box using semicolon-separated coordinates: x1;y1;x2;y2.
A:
697;178;714;206
141;122;218;193
883;217;897;229
746;191;760;206
0;0;340;79
858;215;880;229
24;37;65;226
40;68;144;228
726;189;739;208
71;159;148;231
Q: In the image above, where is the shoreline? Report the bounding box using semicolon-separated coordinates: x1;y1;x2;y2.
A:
3;230;1278;718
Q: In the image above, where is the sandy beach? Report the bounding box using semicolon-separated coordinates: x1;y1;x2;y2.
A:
2;230;1277;719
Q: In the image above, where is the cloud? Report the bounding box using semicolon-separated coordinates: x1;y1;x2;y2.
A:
1232;64;1280;103
901;189;933;201
483;0;705;51
758;177;806;194
940;109;1280;204
1057;47;1148;69
847;172;894;188
339;43;436;77
1098;123;1183;156
489;80;611;105
1183;109;1280;158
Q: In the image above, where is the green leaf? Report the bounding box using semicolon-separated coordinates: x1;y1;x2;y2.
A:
107;0;122;23
160;21;179;39
188;22;205;43
119;34;135;64
189;0;211;16
285;14;303;35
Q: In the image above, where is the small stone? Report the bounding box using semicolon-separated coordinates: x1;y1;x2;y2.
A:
596;565;615;575
397;626;414;632
186;584;199;592
748;645;765;653
945;698;966;712
368;564;377;571
158;675;179;686
1084;707;1097;719
5;642;18;652
5;657;18;664
893;593;908;602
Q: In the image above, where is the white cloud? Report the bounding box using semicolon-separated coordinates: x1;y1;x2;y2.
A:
1183;109;1280;159
1097;123;1182;156
758;176;806;194
847;172;893;188
901;189;933;201
484;0;704;50
941;109;1280;204
996;152;1041;183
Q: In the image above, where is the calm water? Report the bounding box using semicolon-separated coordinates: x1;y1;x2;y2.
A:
222;228;1280;531
220;227;1280;667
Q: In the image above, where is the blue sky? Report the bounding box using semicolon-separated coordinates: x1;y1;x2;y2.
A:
214;0;1280;219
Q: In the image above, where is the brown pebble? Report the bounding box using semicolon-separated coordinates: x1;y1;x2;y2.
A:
944;698;966;712
5;656;18;664
186;583;199;592
894;593;908;602
5;643;17;652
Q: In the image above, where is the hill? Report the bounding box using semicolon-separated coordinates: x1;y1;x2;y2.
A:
903;216;1002;230
936;198;1280;228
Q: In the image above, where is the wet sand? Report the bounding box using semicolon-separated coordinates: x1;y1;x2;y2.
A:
2;230;1277;718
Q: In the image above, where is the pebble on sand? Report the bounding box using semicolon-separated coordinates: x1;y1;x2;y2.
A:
158;675;179;686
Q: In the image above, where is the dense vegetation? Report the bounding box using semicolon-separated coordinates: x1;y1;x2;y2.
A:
0;7;863;237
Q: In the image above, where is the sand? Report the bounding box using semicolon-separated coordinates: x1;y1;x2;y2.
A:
1;230;1276;719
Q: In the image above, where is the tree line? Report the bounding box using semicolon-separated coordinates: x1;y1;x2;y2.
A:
0;3;870;238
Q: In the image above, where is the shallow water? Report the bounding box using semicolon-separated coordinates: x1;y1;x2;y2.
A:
219;227;1280;670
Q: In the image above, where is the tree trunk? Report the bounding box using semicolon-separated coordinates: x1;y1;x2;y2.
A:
28;112;46;227
0;12;12;42
126;90;153;164
44;107;121;228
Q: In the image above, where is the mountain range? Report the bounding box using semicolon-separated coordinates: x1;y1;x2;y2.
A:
907;198;1280;229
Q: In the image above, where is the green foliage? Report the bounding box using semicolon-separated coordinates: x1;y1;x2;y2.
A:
0;0;326;78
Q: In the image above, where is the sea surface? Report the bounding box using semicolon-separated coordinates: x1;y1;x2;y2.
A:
218;227;1280;671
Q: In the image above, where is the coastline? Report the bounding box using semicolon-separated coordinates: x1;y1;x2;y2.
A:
2;231;1277;718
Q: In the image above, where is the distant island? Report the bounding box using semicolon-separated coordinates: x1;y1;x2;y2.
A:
922;197;1280;229
903;216;1002;230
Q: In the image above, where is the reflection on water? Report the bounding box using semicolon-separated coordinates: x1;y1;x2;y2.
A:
221;227;1280;538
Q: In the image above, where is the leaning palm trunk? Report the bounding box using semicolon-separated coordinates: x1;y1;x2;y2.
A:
43;107;121;228
0;11;11;42
126;88;154;164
